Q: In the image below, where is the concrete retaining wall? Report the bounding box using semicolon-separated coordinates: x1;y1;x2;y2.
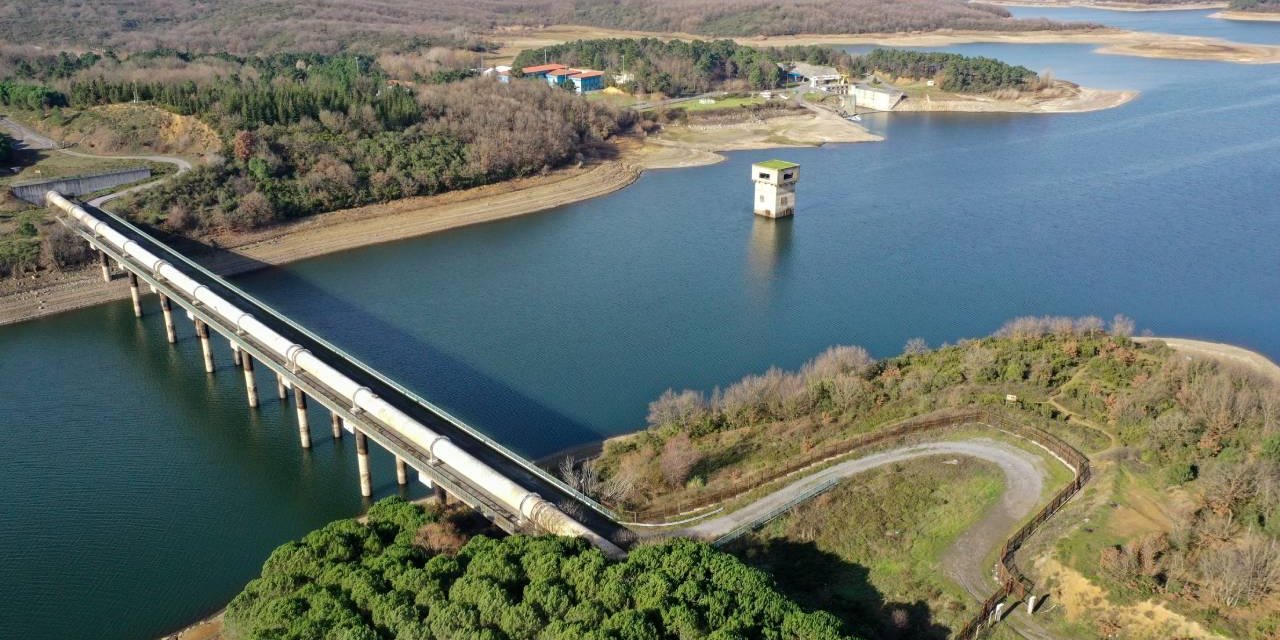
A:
11;167;151;204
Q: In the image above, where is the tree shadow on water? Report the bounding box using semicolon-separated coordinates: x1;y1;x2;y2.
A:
731;538;953;640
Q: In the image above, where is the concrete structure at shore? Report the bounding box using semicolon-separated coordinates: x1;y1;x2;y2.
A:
851;83;906;112
752;160;800;218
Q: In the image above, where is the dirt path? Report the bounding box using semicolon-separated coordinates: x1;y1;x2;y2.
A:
673;438;1050;599
1137;336;1280;384
0;115;57;150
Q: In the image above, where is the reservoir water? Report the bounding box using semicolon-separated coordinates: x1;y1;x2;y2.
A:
2;10;1279;638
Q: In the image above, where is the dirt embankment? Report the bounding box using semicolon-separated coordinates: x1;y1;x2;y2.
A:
893;83;1138;113
1210;9;1280;21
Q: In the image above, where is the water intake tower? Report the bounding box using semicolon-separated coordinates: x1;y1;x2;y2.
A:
752;159;799;218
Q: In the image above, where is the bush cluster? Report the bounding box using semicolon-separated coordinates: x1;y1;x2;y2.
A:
226;497;853;640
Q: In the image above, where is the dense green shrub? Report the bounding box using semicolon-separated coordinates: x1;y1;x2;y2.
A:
853;49;1038;93
226;497;853;640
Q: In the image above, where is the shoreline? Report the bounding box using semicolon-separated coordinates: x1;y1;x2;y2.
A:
0;113;875;327
893;85;1138;113
983;0;1227;11
491;25;1280;65
0;81;1135;327
1210;9;1280;20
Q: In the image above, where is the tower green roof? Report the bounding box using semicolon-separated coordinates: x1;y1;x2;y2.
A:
754;159;799;170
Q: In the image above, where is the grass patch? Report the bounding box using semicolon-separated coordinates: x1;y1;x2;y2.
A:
678;95;766;112
731;456;1004;639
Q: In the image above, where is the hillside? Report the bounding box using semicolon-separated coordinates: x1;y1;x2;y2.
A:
1230;0;1280;11
0;0;1093;54
589;318;1280;638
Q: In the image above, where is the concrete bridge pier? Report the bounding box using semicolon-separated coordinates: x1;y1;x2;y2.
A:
355;431;373;497
195;319;215;373
127;272;143;318
331;412;343;439
242;354;259;408
98;250;111;282
159;294;177;344
276;375;288;400
231;342;242;368
395;457;408;486
295;390;312;449
434;484;448;505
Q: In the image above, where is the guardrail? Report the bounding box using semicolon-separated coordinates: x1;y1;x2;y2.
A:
603;410;982;523
605;406;1091;638
712;477;840;547
84;203;619;522
954;410;1092;640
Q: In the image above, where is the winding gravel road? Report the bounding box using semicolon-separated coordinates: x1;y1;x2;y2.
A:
1;115;191;206
674;438;1050;599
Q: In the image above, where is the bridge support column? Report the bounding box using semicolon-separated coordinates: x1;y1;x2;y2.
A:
396;457;408;486
98;250;111;282
295;389;312;449
159;294;177;344
434;484;448;505
195;319;215;373
331;412;343;440
356;431;372;498
231;342;242;368
276;375;288;400
1027;595;1037;615
242;353;259;408
128;272;143;318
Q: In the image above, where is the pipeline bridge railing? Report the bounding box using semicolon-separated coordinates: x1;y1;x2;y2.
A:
79;198;619;524
50;193;626;556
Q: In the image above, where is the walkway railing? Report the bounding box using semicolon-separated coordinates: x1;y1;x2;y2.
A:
87;204;618;522
607;406;1092;638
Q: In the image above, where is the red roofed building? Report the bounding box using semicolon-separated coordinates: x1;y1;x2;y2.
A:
521;63;567;79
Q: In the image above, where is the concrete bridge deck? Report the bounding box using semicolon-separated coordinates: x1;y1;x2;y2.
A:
54;196;629;553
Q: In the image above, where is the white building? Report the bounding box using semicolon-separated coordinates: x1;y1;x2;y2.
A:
789;62;842;88
851;83;905;111
752;160;800;218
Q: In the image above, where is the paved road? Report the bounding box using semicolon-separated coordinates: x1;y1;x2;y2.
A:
1;115;191;205
0;115;58;150
676;439;1047;578
670;437;1060;639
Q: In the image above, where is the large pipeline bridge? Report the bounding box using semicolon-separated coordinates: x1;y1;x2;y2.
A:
47;192;628;557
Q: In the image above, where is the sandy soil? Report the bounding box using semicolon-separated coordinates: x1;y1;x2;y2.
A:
159;611;223;640
985;0;1227;11
1210;9;1280;20
491;24;1280;65
894;85;1138;113
1034;556;1230;639
1136;336;1280;384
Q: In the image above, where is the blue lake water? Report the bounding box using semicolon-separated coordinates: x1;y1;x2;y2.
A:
1;9;1278;639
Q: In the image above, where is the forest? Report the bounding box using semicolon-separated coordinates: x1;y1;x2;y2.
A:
224;497;851;640
515;40;1038;96
1230;0;1280;10
853;49;1038;93
128;76;630;231
514;39;851;95
0;48;632;235
0;0;1094;55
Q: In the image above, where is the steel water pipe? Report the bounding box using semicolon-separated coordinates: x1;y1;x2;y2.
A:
47;191;622;556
